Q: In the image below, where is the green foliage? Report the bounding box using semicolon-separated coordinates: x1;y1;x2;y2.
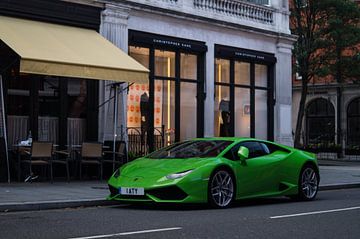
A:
290;0;360;82
305;142;342;153
318;0;360;82
291;0;360;147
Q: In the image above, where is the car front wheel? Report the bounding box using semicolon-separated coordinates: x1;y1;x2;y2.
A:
208;170;235;208
298;165;319;200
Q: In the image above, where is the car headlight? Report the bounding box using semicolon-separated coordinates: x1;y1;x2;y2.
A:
113;168;121;178
166;170;193;180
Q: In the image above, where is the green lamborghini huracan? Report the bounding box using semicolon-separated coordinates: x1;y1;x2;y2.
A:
107;138;320;208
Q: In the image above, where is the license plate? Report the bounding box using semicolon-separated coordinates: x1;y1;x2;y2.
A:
119;187;144;196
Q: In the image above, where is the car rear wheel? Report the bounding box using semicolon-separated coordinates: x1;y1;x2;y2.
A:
295;165;319;201
208;170;235;208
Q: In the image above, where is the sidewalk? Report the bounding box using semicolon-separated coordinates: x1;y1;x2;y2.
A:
0;160;360;212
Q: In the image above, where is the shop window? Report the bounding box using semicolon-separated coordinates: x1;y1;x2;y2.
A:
235;62;250;86
155;80;175;145
234;88;250;137
39;77;59;117
255;90;267;139
215;57;270;139
255;64;267;87
68;79;87;118
128;43;202;149
306;98;335;144
215;59;230;84
347;98;360;145
128;47;150;130
215;85;231;137
155;50;175;78
181;53;197;80
7;95;29;116
128;31;206;152
180;82;197;141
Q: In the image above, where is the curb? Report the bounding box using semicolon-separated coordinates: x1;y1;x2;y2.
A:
1;184;360;213
319;183;360;191
0;198;118;213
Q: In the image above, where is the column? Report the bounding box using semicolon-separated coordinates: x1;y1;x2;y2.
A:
99;4;130;142
204;43;215;137
274;39;294;146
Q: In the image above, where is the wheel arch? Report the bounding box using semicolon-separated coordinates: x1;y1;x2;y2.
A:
211;164;236;181
209;164;237;193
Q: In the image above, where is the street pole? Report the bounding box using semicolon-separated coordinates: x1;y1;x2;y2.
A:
0;75;10;183
112;84;119;172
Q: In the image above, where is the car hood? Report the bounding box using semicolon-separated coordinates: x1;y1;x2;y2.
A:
120;157;210;178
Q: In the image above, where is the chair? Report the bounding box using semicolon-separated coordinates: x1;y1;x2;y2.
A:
19;141;53;183
52;149;71;182
78;142;103;180
103;141;127;172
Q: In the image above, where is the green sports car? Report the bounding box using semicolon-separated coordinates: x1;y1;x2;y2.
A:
107;138;320;208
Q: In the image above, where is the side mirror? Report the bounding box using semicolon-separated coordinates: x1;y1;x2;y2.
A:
237;146;249;162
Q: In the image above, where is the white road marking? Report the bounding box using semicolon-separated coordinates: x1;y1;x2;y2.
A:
68;227;182;239
270;206;360;219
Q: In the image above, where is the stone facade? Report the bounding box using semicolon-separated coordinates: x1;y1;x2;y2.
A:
95;0;295;146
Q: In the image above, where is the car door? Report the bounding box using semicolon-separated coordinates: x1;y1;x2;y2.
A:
224;141;285;198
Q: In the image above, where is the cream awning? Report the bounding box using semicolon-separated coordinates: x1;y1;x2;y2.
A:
0;16;149;83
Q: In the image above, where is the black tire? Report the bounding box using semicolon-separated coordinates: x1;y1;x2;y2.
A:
208;169;235;208
292;164;319;201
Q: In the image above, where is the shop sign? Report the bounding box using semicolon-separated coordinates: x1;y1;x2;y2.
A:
129;30;207;53
215;45;276;64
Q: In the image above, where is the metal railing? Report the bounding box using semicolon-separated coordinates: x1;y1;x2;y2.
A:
193;0;274;24
126;126;165;156
298;131;360;160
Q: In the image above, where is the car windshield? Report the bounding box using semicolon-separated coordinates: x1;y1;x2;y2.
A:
146;140;233;159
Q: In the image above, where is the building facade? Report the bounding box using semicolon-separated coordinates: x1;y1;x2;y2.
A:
292;78;360;157
291;0;360;158
0;0;148;181
98;0;295;153
1;0;295;158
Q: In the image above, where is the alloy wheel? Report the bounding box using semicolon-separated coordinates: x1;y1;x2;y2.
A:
301;167;318;199
210;170;234;208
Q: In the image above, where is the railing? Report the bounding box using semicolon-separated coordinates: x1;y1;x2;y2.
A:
245;0;269;5
297;132;358;160
193;0;274;24
127;126;165;156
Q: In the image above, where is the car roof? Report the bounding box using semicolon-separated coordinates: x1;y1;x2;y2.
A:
190;137;261;143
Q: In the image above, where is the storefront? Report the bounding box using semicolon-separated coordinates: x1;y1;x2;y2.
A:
214;45;276;140
98;0;295;153
127;31;207;149
0;0;148;182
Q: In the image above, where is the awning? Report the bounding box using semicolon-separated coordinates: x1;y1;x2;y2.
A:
0;16;149;83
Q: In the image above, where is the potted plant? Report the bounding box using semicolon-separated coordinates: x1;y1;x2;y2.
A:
345;145;360;155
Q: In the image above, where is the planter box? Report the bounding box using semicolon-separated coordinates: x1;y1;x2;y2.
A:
345;149;360;155
304;147;342;154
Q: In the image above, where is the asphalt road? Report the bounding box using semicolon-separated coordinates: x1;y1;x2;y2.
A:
0;188;359;239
